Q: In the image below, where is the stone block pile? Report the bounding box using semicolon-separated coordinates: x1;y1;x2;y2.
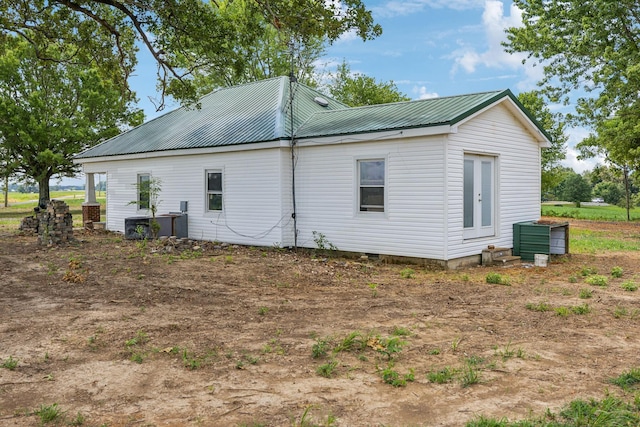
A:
36;200;74;246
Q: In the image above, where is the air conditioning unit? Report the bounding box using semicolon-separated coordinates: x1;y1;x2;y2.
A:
124;216;151;239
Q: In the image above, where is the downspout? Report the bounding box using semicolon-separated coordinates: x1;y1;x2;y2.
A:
288;52;298;250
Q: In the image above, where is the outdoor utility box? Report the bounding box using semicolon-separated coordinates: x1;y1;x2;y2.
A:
513;221;569;262
124;213;188;239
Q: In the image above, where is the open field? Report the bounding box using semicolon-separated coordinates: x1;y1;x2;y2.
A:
1;220;640;426
541;202;640;221
0;193;105;228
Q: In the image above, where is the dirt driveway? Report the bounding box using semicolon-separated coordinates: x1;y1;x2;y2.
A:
1;220;640;426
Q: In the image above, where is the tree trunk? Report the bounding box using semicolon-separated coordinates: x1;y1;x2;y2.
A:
38;175;51;208
623;165;631;221
3;175;7;208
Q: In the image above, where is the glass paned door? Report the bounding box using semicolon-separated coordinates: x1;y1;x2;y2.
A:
463;154;495;239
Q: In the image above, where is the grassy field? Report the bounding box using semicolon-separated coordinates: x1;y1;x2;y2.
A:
542;203;640;221
0;191;106;228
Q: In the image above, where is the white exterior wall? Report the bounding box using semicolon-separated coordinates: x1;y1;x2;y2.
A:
83;147;292;247
445;103;542;260
293;136;448;259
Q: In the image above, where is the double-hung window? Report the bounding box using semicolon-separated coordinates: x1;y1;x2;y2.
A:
137;174;150;210
358;159;385;212
206;171;223;211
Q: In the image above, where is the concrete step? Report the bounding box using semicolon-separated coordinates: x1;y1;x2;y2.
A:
491;255;521;266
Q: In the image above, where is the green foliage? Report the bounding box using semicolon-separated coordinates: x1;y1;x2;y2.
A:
525;302;551;312
486;272;510;286
541;204;640;222
611;266;624;278
33;403;63;424
621;280;639;292
579;288;593;299
0;35;143;206
380;363;414;387
427;367;456;384
400;268;415;279
0;1;381;107
611;368;640;391
311;231;338;254
517;91;567;194
580;267;598;277
585;275;608;287
571;304;591;315
316;360;338;378
460;362;481;388
466;395;640;426
311;338;330;359
327;60;410;107
1;355;18;370
593;181;625;206
559;173;592;207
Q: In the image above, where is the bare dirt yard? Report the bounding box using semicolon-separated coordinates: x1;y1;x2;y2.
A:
1;220;640;426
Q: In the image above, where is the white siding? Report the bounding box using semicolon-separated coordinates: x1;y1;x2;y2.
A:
85;148;289;247
294;136;447;258
81;100;544;264
446;103;542;260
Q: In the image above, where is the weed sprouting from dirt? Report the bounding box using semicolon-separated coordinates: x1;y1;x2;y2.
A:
486;272;510;286
1;355;18;370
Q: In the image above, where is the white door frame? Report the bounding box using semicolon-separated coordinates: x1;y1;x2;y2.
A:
463;154;496;239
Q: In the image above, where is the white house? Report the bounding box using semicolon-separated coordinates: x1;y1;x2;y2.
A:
74;77;550;268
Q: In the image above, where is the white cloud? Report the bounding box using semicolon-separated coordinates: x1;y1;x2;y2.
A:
373;0;486;17
413;86;439;99
450;1;542;89
561;126;603;173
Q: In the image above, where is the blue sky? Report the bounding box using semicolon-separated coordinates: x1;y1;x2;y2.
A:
119;0;597;182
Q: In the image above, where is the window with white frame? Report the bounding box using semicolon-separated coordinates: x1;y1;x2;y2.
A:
206;171;223;211
137;173;150;210
358;159;385;212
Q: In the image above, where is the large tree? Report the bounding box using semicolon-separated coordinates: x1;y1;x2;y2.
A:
517;91;568;196
327;60;410;107
190;0;326;92
577;106;640;219
505;1;640;127
0;36;143;206
0;1;381;110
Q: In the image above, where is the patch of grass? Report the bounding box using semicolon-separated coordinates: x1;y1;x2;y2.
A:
380;363;414;387
585;274;609;287
542;203;640;221
570;228;640;254
580;266;598;276
427;366;456;384
334;331;365;353
125;330;148;347
525;302;551;312
33;403;63;424
610;368;640;391
621;280;639;291
391;326;411;336
1;355;18;370
554;306;571;317
611;266;624;278
258;306;269;316
316;360;338;378
400;268;415;279
428;348;441;355
571;303;591;315
579;288;593;299
467;395;640;426
485;272;510;286
311;337;331;359
460;362;481;388
613;306;628;319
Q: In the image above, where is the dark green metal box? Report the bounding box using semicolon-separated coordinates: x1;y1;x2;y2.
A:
513;221;569;262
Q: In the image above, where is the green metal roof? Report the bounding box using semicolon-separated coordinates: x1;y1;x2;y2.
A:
75;77;347;159
295;89;535;139
75;80;549;160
